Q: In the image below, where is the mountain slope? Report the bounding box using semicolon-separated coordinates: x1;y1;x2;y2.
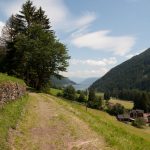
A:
90;48;150;92
50;76;76;88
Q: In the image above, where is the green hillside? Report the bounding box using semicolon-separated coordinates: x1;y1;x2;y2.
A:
50;76;76;88
0;73;25;85
90;48;150;92
7;92;150;150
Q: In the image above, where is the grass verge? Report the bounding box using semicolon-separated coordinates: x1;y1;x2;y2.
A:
0;73;25;85
49;88;63;96
0;94;29;150
48;94;150;150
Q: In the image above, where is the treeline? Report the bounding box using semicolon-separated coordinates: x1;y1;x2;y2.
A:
90;48;150;92
0;0;69;90
55;86;126;115
56;85;103;110
110;89;150;112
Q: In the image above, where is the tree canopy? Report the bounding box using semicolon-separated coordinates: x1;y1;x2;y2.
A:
0;0;70;90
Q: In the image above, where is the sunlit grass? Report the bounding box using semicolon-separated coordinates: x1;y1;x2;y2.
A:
0;95;29;150
110;98;134;109
48;94;150;150
0;73;25;85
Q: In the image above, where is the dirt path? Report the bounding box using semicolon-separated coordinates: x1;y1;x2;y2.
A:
9;93;107;150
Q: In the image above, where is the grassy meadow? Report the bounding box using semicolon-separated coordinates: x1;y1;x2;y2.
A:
49;88;63;96
0;73;25;85
110;98;134;109
50;95;150;150
0;95;29;149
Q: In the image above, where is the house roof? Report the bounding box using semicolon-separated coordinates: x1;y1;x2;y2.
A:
130;109;144;113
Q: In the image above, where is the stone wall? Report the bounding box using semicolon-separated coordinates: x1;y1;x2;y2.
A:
0;82;26;105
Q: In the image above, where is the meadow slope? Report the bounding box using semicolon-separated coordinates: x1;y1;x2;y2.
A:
9;93;150;150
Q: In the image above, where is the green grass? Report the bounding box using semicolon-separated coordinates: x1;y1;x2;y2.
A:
0;94;29;150
0;73;25;85
110;98;134;109
49;88;63;96
49;95;150;150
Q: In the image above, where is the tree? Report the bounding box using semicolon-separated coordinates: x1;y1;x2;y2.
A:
104;92;110;101
0;0;70;90
78;91;86;103
107;103;125;115
63;85;76;101
87;89;102;109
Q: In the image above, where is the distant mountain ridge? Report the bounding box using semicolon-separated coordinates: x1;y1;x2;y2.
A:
90;48;150;92
50;76;76;88
74;77;98;90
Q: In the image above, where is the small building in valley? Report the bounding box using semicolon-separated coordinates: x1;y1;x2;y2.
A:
117;109;150;124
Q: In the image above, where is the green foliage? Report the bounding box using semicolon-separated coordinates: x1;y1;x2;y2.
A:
49;88;63;96
77;91;86;103
90;48;150;92
63;85;76;101
110;89;150;112
0;0;70;90
107;103;125;115
0;94;28;149
104;92;110;101
87;89;102;109
132;117;146;128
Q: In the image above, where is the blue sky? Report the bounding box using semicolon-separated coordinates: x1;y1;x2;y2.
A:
0;0;149;82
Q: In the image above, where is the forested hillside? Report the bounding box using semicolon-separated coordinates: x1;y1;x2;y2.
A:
50;76;76;88
90;48;150;92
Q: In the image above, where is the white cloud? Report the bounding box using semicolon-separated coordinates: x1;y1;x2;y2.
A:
71;30;136;56
70;57;117;66
62;68;108;78
75;12;96;29
1;0;96;32
1;0;69;29
0;21;5;36
125;48;147;59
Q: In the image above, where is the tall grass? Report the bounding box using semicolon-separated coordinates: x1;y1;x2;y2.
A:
0;95;29;150
48;88;63;96
0;73;25;85
49;95;150;150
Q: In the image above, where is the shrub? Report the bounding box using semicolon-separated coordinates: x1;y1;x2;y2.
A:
78;92;86;103
87;89;102;109
104;92;110;101
63;85;76;100
132;117;146;128
107;103;125;115
57;92;63;97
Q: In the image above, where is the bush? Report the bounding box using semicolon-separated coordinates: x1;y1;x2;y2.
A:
87;90;102;109
63;85;76;100
104;92;110;101
78;92;86;103
107;103;125;115
132;117;146;128
57;92;63;97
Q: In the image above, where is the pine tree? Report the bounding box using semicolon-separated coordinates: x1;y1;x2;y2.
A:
0;1;70;90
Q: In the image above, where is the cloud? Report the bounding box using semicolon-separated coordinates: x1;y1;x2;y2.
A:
0;21;5;36
71;30;136;56
1;0;96;32
74;12;96;29
1;0;68;29
125;48;147;59
62;68;108;78
70;57;117;67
